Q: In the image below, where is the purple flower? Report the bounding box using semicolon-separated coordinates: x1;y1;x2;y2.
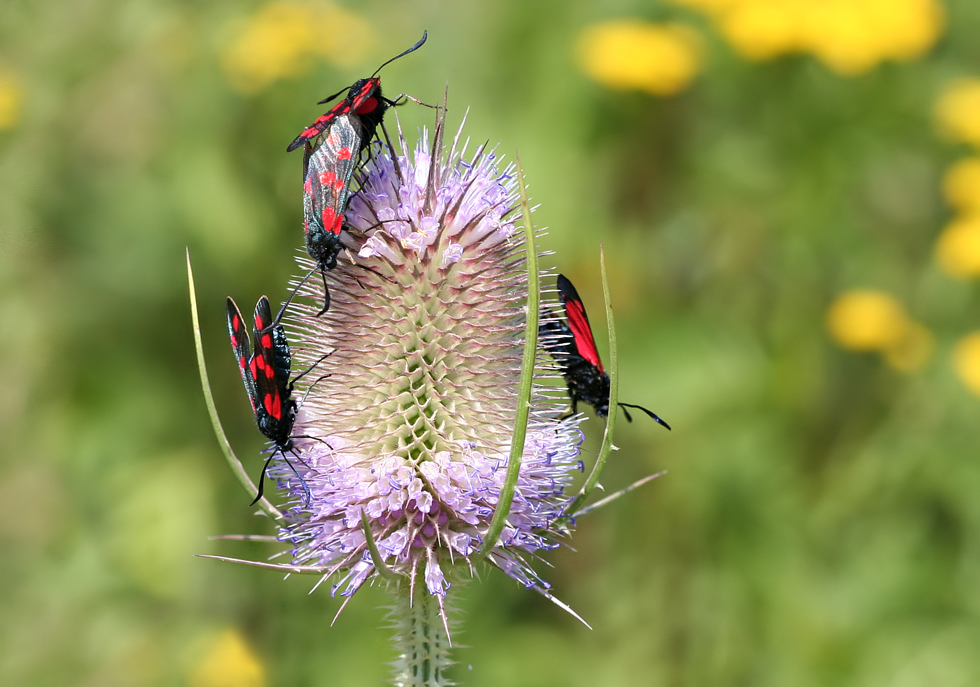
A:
266;112;585;614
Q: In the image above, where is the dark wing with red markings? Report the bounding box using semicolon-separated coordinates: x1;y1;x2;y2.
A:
348;77;382;122
303;113;364;243
286;95;354;153
251;296;289;428
347;77;380;113
227;297;259;412
556;274;604;374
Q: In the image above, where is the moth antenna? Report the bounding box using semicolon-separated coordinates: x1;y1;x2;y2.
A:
316;267;331;316
370;30;427;78
250;453;277;505
250;448;313;507
260;267;318;333
315;86;351;106
618;403;671;431
292;353;333;385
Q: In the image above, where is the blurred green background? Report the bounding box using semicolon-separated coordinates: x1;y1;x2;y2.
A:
3;0;980;685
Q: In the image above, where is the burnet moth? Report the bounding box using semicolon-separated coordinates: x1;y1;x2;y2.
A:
286;31;429;154
226;294;327;504
540;274;671;429
300;112;363;314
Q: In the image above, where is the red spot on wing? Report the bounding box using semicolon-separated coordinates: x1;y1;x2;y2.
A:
333;178;345;193
301;126;319;139
304;177;313;195
232;314;241;332
356;95;378;114
351;80;379;111
565;299;604;373
331;213;343;236
337;146;352;161
264;392;282;420
322;206;335;228
261;333;272;349
319;170;336;187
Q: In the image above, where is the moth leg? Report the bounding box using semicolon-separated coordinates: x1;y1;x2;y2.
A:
384;93;439;110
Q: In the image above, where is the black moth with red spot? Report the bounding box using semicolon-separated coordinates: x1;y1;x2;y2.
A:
227;295;308;504
300;112;363;313
285;31;428;154
540;274;671;429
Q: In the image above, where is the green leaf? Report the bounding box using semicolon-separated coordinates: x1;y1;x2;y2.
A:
561;244;618;521
361;509;399;581
475;154;539;560
186;249;284;523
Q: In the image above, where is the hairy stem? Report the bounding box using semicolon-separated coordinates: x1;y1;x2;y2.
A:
390;586;454;687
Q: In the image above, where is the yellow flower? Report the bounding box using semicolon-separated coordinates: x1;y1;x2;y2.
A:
0;72;23;130
935;78;980;148
942;158;980;213
222;2;373;94
189;630;265;687
883;321;934;371
804;0;943;75
673;0;740;11
826;290;910;351
719;0;805;61
935;215;980;278
953;331;980;396
577;20;702;96
675;0;944;75
308;4;376;68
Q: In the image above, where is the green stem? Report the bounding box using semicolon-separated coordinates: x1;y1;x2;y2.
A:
362;510;399;581
561;245;618;522
475;154;539;560
186;250;284;523
389;586;453;687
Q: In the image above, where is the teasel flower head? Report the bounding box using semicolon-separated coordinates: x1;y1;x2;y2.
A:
266;108;586;634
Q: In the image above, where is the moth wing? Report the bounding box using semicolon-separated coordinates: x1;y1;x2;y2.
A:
251;296;287;424
556;274;604;373
226;297;259;412
286;98;352;153
303;113;364;240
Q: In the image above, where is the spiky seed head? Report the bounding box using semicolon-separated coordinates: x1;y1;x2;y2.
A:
272;110;584;603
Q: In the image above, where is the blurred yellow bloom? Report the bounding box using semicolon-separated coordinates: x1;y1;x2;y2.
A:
0;72;23;130
189;630;265;687
675;0;944;75
935;215;980;278
953;331;980;396
935;78;980;148
883;321;934;371
577;20;702;96
676;0;741;11
826;290;910;351
719;0;805;61
222;2;374;94
942;158;980;213
804;0;944;75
